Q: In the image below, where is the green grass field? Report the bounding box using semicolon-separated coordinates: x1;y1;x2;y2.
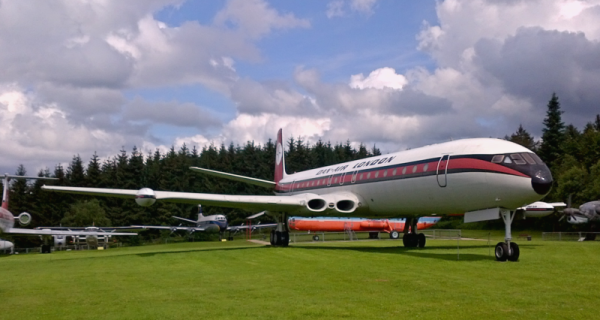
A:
1;237;599;320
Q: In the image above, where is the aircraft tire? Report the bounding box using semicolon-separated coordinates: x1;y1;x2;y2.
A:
313;235;320;241
270;230;276;245
390;231;400;239
280;231;289;247
417;233;426;248
495;242;509;261
402;234;418;247
507;242;520;262
369;232;379;239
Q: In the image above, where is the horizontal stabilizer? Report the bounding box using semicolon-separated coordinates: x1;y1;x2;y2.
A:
189;167;276;189
172;216;198;224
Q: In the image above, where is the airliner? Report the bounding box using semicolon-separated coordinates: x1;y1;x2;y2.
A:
0;173;137;253
42;129;553;261
134;205;276;240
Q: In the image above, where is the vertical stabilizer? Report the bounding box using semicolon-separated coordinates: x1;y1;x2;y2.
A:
1;175;9;210
274;129;287;184
197;205;204;221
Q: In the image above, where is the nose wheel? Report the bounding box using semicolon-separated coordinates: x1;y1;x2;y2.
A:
496;209;520;262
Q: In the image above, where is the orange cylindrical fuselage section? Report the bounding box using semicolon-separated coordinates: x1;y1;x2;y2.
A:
288;217;440;233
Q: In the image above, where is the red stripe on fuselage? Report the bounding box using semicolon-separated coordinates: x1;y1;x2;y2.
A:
274;156;529;192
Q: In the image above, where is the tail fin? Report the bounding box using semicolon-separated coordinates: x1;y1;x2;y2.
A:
2;175;9;210
274;129;287;183
197;205;204;221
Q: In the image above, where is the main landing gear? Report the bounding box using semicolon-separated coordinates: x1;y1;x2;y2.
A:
402;217;426;248
269;213;290;247
495;209;520;262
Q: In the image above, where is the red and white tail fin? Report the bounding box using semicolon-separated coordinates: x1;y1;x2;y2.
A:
1;175;9;210
274;128;287;184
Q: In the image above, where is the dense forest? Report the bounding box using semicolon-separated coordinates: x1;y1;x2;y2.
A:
2;93;600;242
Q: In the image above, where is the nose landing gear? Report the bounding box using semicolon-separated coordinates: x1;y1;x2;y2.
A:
496;209;520;262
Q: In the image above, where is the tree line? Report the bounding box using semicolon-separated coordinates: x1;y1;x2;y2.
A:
3;92;600;238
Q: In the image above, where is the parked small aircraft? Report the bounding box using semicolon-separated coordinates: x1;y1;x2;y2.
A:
34;226;138;249
0;173;136;253
560;199;600;224
43;129;554;261
134;205;276;240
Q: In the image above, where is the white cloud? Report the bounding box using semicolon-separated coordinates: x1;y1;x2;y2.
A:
349;67;407;90
326;0;378;18
214;0;310;39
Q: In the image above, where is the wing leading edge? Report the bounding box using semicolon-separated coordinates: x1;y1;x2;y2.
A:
41;186;310;212
4;228;137;236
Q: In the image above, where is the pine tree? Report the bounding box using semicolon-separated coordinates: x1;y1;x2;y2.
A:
506;124;537;151
538;93;565;166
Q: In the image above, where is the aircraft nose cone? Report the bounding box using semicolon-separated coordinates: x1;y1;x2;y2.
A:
531;166;553;195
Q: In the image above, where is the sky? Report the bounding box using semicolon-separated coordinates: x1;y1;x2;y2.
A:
1;0;600;175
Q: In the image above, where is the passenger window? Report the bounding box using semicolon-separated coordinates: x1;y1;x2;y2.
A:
359;174;363;180
412;165;417;173
375;172;379;178
491;155;504;163
383;170;388;177
367;172;371;178
402;167;407;174
423;164;429;172
393;168;397;175
510;154;526;165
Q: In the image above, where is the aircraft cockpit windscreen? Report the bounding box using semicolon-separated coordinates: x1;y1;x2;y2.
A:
490;152;552;195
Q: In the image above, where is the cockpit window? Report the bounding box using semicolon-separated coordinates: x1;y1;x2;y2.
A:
491;155;504;163
503;156;512;164
510;154;526;165
521;153;536;165
530;153;545;165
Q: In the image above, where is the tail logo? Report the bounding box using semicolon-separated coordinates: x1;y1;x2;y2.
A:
276;142;283;165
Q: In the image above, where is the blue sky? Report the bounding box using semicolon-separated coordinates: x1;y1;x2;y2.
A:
1;0;600;174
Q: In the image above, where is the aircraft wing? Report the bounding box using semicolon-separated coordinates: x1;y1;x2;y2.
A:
547;202;567;208
227;223;277;232
42;186;311;212
4;228;137;236
132;225;210;232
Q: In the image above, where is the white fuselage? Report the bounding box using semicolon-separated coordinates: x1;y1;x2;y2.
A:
274;138;551;218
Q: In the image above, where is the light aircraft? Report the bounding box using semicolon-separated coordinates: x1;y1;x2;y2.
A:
517;201;566;219
288;216;441;241
560;199;600;225
34;226;139;249
42;129;554;261
0;173;137;253
133;205;276;240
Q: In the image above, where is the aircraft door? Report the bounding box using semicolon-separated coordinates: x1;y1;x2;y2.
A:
339;173;347;185
290;180;296;193
436;155;450;187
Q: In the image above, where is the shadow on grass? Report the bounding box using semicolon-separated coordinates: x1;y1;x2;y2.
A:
290;243;542;262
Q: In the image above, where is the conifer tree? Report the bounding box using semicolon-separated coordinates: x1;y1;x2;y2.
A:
506;124;537;151
538;93;565;166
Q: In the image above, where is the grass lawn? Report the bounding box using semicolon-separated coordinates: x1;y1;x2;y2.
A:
1;237;599;320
